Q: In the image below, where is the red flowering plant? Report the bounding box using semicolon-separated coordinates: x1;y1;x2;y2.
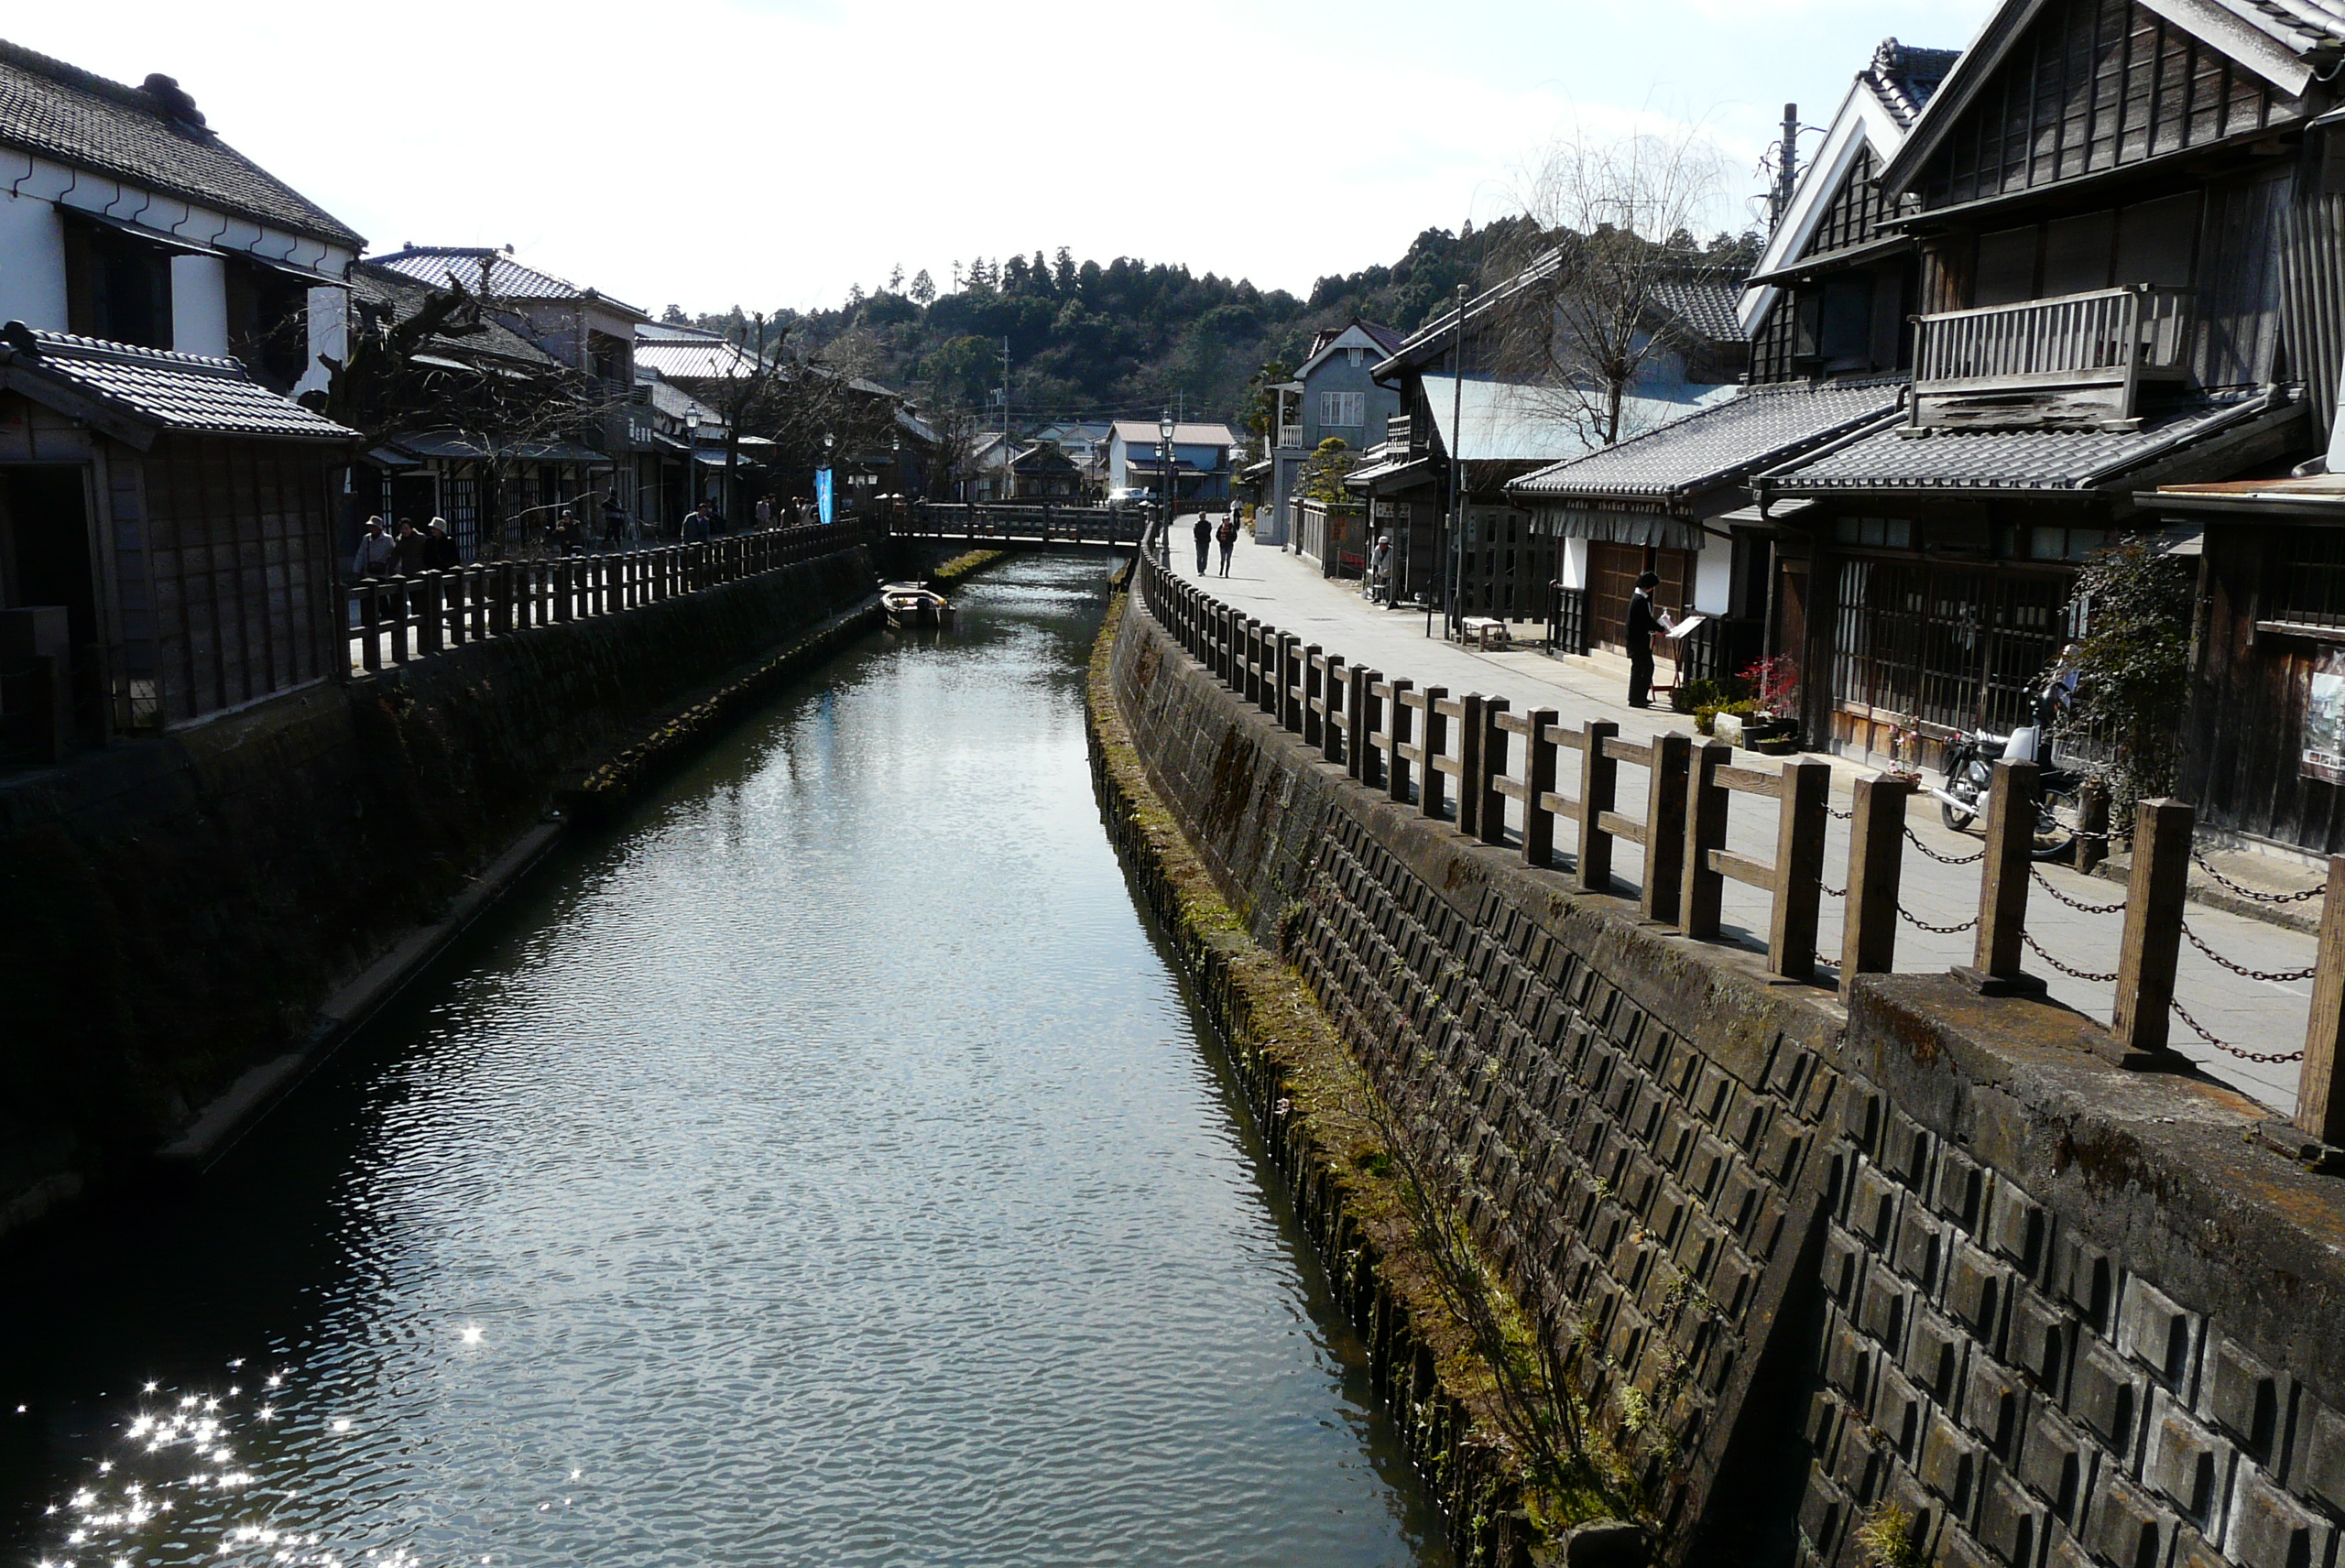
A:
1739;655;1801;721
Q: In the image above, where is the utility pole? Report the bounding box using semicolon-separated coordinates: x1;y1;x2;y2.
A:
1444;284;1468;641
1772;103;1800;227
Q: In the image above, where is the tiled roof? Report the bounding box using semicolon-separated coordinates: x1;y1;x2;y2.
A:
634;338;767;381
1358;320;1406;357
1648;278;1749;344
1511;379;1905;501
373;248;648;318
1860;38;1958;128
1111;420;1240;446
0;326;354;440
348;261;562;369
0;39;361;249
2217;0;2345;51
1761;391;2285;493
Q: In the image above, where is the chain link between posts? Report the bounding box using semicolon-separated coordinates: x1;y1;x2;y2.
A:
2171;997;2306;1063
2180;921;2318;984
1898;905;1978;934
2030;868;2128;916
1904;826;1986;866
2191;851;2329;905
2022;931;2119;984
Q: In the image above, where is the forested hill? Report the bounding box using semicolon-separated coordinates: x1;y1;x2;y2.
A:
674;216;1565;433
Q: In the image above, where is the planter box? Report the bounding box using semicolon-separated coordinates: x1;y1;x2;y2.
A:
1715;711;1800;752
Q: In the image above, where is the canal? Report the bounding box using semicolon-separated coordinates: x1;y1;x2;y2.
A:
0;555;1451;1568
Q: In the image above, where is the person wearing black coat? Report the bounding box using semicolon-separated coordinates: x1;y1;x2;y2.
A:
1625;570;1674;709
1192;513;1212;575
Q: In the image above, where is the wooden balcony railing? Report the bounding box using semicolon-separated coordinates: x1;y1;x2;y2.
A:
1913;284;2195;431
1387;413;1414;451
1276;423;1306;450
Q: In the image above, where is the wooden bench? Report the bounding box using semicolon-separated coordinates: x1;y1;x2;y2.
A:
1460;616;1513;650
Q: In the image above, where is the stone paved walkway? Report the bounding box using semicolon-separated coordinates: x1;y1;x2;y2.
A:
1166;517;2324;1116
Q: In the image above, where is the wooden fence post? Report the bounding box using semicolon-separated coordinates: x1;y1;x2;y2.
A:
359;584;382;672
1577;719;1620;894
1456;693;1486;836
1347;667;1375;781
1278;633;1302;727
1322;658;1347;765
1772;759;1832;982
1961;759;2042;994
2110;797;2194;1060
1303;646;1324;746
421;574;444;654
2299;856;2345;1145
1681;739;1731;940
1477;698;1510;846
1641;733;1690;926
1523;709;1560;868
1420;686;1451;822
1841;776;1913;1001
1386;680;1413;803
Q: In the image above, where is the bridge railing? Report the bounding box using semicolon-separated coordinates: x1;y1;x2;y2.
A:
903;501;1148;546
344;521;881;674
1130;550;2345;1140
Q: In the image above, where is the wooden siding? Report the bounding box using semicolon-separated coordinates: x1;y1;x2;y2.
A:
2282;191;2345;432
1915;0;2300;211
146;436;336;724
1802;146;1888;260
1750;296;1799;385
2189;527;2345;853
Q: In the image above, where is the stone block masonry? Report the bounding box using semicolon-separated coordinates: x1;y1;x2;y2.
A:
0;547;879;1240
1107;585;2345;1568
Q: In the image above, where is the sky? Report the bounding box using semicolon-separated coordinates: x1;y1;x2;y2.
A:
16;0;1995;318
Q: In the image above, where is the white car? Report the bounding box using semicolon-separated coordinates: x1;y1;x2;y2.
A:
1107;486;1159;506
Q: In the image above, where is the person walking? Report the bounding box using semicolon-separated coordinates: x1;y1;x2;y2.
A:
1192;512;1213;575
755;495;773;530
1215;511;1238;577
551;510;583;556
352;516;396;579
1625;569;1674;710
1369;534;1392;603
682;500;713;543
393;517;431;576
601;495;628;551
424;517;460;572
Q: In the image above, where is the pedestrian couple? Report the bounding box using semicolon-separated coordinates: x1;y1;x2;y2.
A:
1192;510;1238;577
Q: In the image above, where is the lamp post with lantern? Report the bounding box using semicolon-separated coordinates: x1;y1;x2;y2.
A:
1157;409;1177;565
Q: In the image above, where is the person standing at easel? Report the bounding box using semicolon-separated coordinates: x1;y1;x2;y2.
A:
1625;569;1674;709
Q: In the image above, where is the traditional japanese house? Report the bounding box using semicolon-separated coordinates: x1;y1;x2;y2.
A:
1260;319;1405;546
0;325;354;750
1507;380;1903;676
1758;0;2334;766
1359;256;1746;624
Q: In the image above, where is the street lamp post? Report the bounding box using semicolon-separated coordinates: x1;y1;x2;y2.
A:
685;412;701;515
1158;409;1177;566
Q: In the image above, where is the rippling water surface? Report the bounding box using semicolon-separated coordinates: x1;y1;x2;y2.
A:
0;555;1448;1568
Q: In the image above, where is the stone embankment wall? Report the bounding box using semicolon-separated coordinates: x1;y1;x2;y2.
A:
1108;592;2345;1568
0;548;878;1235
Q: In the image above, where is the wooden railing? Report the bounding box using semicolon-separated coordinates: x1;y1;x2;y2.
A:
1132;550;2345;1141
344;521;880;672
1913;284;2195;430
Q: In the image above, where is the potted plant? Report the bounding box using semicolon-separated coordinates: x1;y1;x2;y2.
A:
1729;655;1805;754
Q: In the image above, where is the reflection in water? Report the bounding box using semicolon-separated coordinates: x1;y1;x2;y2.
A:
1;556;1449;1568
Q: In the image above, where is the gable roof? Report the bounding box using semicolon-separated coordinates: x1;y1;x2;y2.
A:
1296;320;1407;379
1880;0;2345;201
1739;38;1957;332
0;324;354;443
0;38;361;250
1510;380;1907;503
374;247;649;320
1378;251;1750;378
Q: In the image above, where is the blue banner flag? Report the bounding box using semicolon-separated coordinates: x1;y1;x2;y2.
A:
814;467;835;525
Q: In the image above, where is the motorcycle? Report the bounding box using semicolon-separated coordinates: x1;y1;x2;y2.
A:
1929;669;2089;861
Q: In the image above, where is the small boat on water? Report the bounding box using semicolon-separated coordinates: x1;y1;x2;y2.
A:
881;582;954;628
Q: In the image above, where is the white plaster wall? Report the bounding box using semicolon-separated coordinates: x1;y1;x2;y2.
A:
169;255;230;356
297;285;348;397
1559;537;1588;591
1694;536;1732;615
0;194;69;331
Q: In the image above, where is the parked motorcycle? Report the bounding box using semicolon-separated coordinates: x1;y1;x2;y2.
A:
1931;669;2089;861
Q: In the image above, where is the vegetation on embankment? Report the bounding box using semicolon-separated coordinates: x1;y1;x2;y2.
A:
1086;591;1639;1564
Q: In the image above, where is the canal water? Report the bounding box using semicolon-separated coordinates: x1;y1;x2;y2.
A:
0;554;1450;1568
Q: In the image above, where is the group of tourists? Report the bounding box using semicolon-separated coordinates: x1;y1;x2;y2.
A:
351;515;459;578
